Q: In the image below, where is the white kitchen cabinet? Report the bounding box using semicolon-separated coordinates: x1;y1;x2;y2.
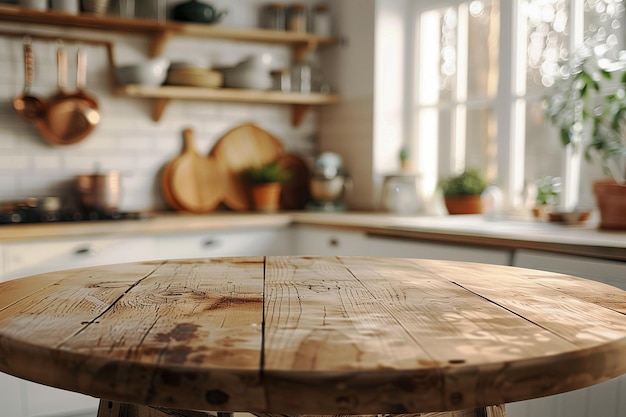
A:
512;249;626;289
157;227;292;259
365;234;513;264
26;383;98;417
0;235;161;417
1;236;160;282
507;249;626;417
0;372;25;416
292;226;371;256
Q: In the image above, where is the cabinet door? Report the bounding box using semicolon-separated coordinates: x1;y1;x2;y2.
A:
366;235;512;265
509;249;626;417
157;227;291;259
26;382;98;417
0;372;24;416
292;226;371;256
3;236;160;281
512;249;626;289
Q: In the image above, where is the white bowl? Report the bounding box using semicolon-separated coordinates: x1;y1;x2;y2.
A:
115;57;170;86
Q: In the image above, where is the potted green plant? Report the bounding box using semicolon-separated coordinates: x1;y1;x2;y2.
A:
543;41;626;229
532;176;561;220
243;161;291;212
439;168;488;215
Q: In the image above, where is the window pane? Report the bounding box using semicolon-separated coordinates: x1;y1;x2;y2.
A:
466;107;497;179
584;0;625;60
467;0;500;98
419;7;457;104
524;100;564;185
437;108;455;175
522;0;570;92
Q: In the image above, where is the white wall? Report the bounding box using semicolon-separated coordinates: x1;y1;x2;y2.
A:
318;0;376;210
0;0;325;211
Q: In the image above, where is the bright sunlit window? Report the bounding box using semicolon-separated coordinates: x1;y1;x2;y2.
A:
410;0;625;211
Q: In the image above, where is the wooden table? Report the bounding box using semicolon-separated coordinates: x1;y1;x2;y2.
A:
0;256;624;417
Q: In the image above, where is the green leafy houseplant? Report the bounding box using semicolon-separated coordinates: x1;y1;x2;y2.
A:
243;161;291;212
439;169;488;215
543;41;626;229
243;162;291;184
439;168;488;197
543;42;626;181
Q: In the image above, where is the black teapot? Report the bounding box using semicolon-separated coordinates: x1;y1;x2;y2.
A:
171;0;227;24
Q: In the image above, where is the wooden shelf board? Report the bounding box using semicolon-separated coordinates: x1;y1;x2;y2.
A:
116;85;340;105
0;5;174;34
0;5;339;47
179;25;339;46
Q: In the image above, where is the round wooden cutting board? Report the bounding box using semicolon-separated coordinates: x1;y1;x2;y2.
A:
277;153;311;210
210;123;283;211
162;128;224;213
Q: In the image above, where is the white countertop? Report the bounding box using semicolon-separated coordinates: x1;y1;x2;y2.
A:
0;211;624;260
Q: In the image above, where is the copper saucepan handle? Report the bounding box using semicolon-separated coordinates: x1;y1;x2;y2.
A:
76;48;87;90
57;46;67;91
23;42;34;93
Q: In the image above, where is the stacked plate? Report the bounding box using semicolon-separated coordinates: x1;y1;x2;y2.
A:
166;64;224;88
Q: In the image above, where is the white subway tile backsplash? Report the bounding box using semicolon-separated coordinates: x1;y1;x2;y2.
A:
32;155;62;170
0;154;29;171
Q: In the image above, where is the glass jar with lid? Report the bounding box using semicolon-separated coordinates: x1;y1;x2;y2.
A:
287;4;308;33
260;3;286;31
312;4;331;36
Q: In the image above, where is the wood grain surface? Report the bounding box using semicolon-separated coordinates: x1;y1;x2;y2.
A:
0;257;624;415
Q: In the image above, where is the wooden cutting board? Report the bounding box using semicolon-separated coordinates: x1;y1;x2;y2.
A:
162;128;224;213
277;153;311;210
210;123;283;211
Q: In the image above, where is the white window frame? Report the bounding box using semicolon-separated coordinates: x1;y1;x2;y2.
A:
408;0;596;212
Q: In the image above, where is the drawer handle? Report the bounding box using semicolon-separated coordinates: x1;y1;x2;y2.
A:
329;238;339;247
202;239;216;247
74;246;94;256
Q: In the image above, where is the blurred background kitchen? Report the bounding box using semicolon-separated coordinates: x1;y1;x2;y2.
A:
0;0;380;215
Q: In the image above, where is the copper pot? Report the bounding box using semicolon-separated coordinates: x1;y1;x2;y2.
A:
76;171;121;211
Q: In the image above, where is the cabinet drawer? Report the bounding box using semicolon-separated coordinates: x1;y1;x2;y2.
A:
512;249;626;289
2;236;159;281
158;228;290;259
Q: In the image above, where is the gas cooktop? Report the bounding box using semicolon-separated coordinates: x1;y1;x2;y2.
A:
0;197;149;225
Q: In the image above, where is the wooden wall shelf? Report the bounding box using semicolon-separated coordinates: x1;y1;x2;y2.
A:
1;4;341;125
116;85;340;125
0;5;339;57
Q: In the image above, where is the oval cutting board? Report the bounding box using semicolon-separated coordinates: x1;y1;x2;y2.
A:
210;123;283;211
164;128;225;213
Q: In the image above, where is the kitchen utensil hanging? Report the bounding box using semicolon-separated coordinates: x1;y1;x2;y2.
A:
2;31;114;145
40;45;100;146
13;37;46;121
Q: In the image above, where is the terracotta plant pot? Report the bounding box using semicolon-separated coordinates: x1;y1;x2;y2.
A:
593;178;626;230
250;182;282;212
444;195;482;215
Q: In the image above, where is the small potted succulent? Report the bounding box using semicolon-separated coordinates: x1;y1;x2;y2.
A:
439;168;488;215
243;161;291;212
543;40;626;229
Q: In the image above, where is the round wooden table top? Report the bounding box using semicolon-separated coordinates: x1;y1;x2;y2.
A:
0;256;624;415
